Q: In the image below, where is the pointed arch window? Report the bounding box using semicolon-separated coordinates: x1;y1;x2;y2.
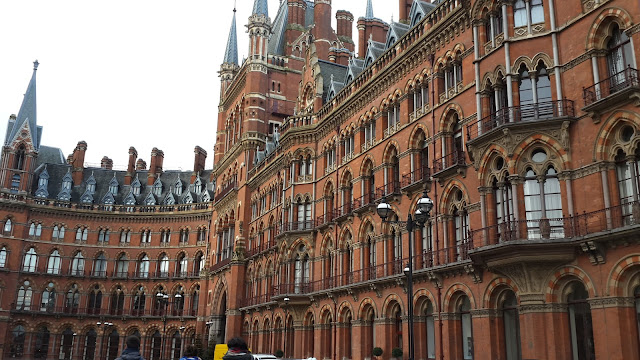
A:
52;225;65;241
120;229;131;243
106;330;120;360
454;208;470;260
98;229;110;243
424;301;436;359
132;286;146;315
41;282;56;312
0;246;7;267
34;326;50;358
523;159;563;238
150;330;162;360
138;255;150;278
10;325;26;357
116;254;129;277
83;329;97;360
153;181;163;196
65;284;80;314
88;285;102;315
14;145;26;170
29;222;42;238
76;227;88;242
71;252;85;276
47;250;61;274
17;280;33;310
502;290;521;360
607;24;635;88
194;251;205;273
294;252;310;294
59;328;75;360
93;253;107;277
4;218;12;234
180;229;189;243
177;253;188;277
110;287;125;315
161;229;171;243
23;247;38;272
173;287;185;316
567;282;595;360
615;147;640;224
458;296;473;359
171;331;182;359
159;254;170;277
141;229;151;243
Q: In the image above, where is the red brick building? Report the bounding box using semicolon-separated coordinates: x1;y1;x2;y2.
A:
3;0;640;359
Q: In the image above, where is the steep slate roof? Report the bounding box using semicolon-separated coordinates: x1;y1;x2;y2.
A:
252;0;268;17
32;163;214;206
5;61;43;150
386;22;411;48
34;146;66;167
268;1;289;56
223;10;239;65
317;60;347;103
344;58;365;84
365;39;387;66
409;0;437;27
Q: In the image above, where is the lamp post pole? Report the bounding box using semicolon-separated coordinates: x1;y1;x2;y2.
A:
157;293;170;359
96;321;113;360
179;326;186;358
405;215;415;360
377;189;433;360
283;297;290;358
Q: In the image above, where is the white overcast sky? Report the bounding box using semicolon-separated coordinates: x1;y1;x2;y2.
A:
0;0;397;171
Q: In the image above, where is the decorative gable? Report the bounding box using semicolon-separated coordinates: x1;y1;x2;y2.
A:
131;174;142;195
182;191;194;204
144;191;157;206
124;190;136;206
35;165;49;198
102;191;115;205
164;191;176;205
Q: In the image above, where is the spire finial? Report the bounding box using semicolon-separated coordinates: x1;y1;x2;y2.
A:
33;60;39;70
233;0;236;12
366;0;374;19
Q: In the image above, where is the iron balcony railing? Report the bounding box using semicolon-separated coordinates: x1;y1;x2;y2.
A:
583;67;639;106
467;99;575;141
432;150;466;174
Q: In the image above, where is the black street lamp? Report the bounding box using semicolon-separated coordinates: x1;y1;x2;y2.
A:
157;292;170;358
96;321;113;360
377;189;433;360
283;297;290;358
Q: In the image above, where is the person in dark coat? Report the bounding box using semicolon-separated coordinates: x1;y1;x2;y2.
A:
222;337;253;360
115;335;145;360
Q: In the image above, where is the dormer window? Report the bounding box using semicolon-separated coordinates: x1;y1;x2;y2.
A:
194;178;202;194
132;176;142;196
38;177;48;187
133;184;140;195
174;179;183;196
153;178;163;196
109;175;119;195
62;179;72;191
87;183;95;193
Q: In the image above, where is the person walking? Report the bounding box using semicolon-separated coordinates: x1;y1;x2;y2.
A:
180;345;202;360
115;335;145;360
222;337;252;360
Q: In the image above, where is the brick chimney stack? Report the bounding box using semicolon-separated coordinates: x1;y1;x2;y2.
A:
312;0;332;59
336;10;355;53
399;0;414;23
125;146;137;185
357;18;389;58
147;147;164;185
136;159;147;171
193;146;208;174
71;141;87;186
101;156;113;170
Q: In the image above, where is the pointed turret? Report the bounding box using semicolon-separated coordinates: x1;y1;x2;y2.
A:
247;0;272;61
219;7;241;96
5;60;42;151
1;61;44;193
223;8;239;65
365;0;374;18
252;0;269;17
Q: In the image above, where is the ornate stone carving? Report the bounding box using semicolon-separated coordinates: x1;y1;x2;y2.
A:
580;241;606;265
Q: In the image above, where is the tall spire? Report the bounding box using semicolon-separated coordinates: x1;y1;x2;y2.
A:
5;60;42;150
223;7;239;65
252;0;269;17
366;0;374;18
